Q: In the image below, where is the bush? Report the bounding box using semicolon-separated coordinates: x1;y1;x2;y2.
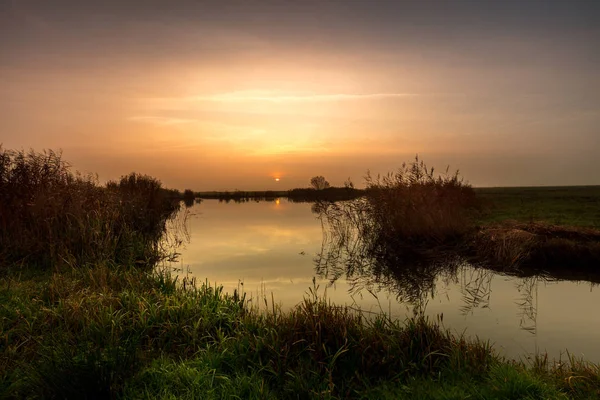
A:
183;189;196;208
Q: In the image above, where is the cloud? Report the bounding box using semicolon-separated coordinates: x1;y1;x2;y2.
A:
128;116;199;125
137;90;421;110
189;90;419;103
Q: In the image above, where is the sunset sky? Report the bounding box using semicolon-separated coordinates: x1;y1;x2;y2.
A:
1;0;599;190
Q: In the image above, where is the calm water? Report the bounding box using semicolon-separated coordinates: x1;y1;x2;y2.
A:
172;199;600;362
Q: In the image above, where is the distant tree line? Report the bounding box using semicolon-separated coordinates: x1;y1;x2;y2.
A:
192;176;364;203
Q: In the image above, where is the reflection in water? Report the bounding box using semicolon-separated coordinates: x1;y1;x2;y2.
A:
160;205;191;262
183;197;195;208
458;268;492;316
314;200;425;304
515;277;539;335
314;200;463;307
312;200;582;336
173;200;600;361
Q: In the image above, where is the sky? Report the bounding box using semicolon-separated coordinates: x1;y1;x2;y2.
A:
1;0;599;190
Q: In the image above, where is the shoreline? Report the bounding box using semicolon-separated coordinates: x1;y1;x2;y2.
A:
2;265;599;399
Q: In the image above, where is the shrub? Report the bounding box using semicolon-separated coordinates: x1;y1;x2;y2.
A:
183;189;196;208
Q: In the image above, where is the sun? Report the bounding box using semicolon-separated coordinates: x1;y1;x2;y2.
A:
274;178;280;182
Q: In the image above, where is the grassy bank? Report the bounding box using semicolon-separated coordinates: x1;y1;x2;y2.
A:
2;265;600;399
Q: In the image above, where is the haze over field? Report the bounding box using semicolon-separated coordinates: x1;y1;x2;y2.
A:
1;0;599;189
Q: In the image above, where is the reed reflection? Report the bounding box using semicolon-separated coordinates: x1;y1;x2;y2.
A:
313;199;462;306
312;199;567;335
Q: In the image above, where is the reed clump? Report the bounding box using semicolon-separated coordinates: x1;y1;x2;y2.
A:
313;157;480;277
0;147;180;271
364;156;479;247
315;157;599;281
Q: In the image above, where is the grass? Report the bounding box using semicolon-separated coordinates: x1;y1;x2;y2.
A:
475;186;600;228
473;221;600;273
2;265;599;399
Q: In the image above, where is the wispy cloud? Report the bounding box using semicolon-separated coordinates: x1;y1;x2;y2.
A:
188;90;419;103
138;90;421;109
128;116;199;125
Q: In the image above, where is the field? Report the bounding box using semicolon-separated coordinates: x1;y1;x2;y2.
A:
476;186;600;228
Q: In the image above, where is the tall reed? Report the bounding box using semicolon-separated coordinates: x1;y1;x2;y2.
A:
0;147;180;271
364;156;479;246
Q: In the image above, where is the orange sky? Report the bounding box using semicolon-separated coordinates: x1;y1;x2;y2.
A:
1;1;599;189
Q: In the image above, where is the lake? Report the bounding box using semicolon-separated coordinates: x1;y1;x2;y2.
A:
171;199;600;363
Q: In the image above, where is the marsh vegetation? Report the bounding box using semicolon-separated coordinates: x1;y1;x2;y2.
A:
314;158;600;279
0;148;185;272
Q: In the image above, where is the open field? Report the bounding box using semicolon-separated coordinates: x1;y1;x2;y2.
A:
475;186;600;228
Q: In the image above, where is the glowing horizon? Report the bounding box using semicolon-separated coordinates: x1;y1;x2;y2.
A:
1;1;599;190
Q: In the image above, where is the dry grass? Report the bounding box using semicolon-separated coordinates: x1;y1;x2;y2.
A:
528;352;600;398
474;221;600;270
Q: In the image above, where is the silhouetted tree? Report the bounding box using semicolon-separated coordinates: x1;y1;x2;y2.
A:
183;189;195;200
310;175;330;190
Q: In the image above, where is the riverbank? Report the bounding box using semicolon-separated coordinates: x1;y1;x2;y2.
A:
2;265;599;399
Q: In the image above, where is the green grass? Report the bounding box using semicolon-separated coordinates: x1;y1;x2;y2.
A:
2;266;599;399
476;186;600;228
368;364;569;399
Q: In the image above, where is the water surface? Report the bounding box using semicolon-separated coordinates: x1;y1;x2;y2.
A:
174;199;600;362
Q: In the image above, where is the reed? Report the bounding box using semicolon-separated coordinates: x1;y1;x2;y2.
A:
313;158;600;283
363;156;479;246
0;147;180;272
